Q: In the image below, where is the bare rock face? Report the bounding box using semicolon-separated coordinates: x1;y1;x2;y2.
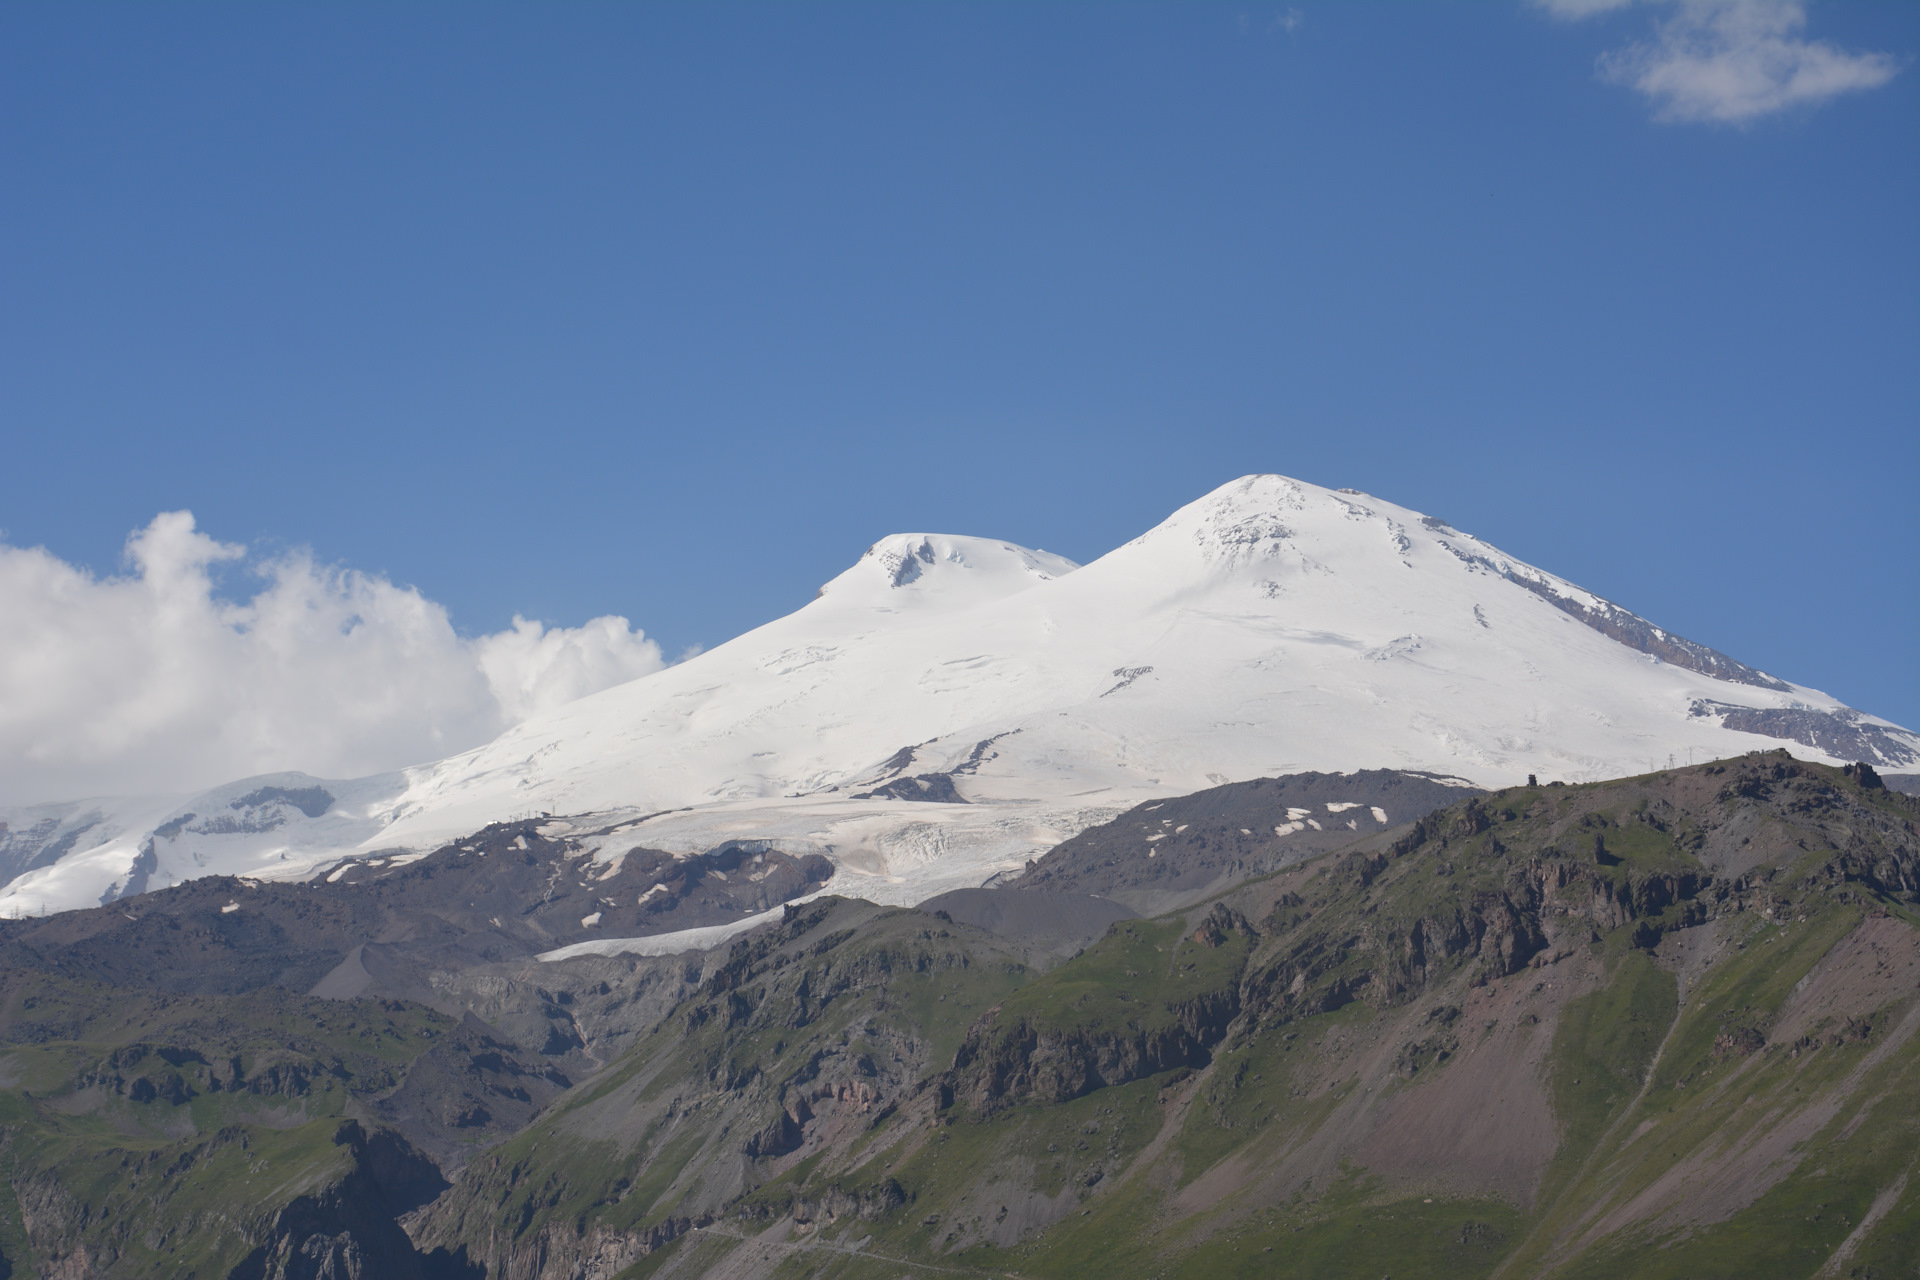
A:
1690;702;1920;768
13;1170;100;1280
0;817;834;1008
1007;769;1479;911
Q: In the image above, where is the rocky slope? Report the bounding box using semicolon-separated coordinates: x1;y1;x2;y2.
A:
0;754;1915;1277
0;822;840;1275
0;973;479;1277
0;816;831;990
1002;767;1480;912
395;753;1920;1279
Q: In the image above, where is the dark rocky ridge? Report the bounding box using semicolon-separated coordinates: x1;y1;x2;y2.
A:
0;813;101;890
223;1120;457;1280
0;817;833;1001
852;773;966;803
1426;521;1792;691
847;732;1020;803
1005;768;1479;912
1690;699;1920;768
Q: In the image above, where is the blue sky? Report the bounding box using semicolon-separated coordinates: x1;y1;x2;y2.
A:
0;2;1915;796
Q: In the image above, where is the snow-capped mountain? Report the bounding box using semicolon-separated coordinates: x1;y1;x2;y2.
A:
5;475;1914;916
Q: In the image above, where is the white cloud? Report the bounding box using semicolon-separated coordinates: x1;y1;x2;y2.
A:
0;512;666;803
1538;0;1901;123
475;613;668;724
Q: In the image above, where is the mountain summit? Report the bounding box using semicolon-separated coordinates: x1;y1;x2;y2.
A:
5;475;1914;914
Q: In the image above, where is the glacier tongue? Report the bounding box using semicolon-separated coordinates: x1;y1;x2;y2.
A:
4;474;1914;916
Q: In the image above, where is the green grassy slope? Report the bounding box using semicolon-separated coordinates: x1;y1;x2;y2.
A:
4;754;1914;1280
0;971;464;1277
413;756;1920;1280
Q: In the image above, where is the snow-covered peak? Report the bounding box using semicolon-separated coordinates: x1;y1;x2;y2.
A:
1109;474;1428;573
0;769;406;913
4;472;1914;918
1170;473;1319;566
812;534;1078;613
1076;476;1793;692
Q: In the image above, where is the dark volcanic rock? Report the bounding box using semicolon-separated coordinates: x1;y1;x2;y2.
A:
846;732;1020;803
1690;701;1920;769
852;773;968;802
368;1013;574;1168
0;819;835;1004
225;1121;455;1280
1008;769;1480;910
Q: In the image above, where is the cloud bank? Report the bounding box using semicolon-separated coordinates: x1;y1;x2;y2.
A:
1538;0;1901;123
0;513;667;803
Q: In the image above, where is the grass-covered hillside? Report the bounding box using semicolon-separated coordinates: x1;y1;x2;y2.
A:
0;972;479;1277
404;753;1920;1279
0;753;1911;1277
